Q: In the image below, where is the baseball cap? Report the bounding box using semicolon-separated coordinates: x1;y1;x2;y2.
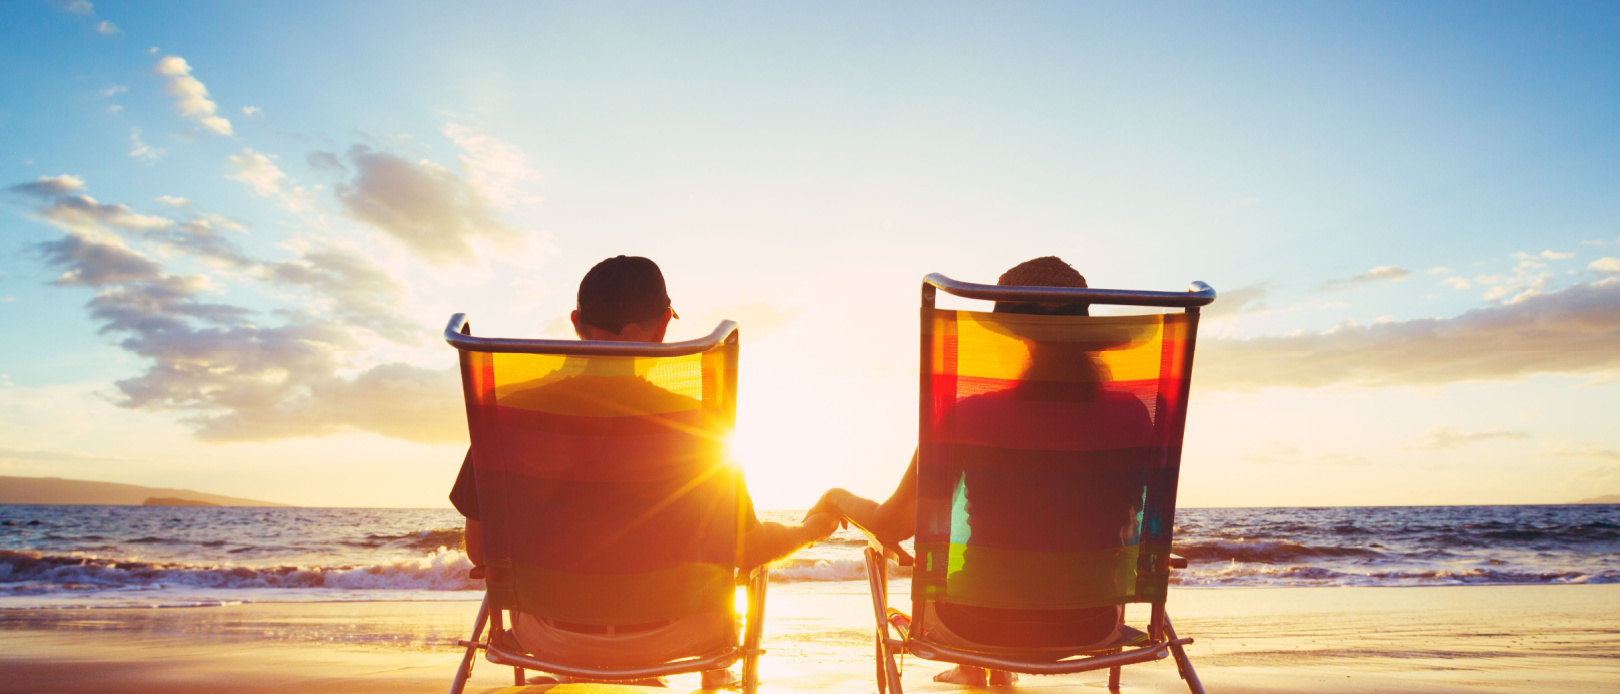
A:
576;255;678;333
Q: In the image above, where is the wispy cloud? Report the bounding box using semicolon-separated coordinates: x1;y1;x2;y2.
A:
95;20;118;35
1412;426;1531;451
226;149;286;197
1200;278;1620;390
1317;265;1411;292
1591;257;1620;275
1202;283;1269;317
1547;442;1620;462
127;127;164;164
334;145;518;265
241;106;262;117
442;123;542;208
1514;250;1574;261
226;149;313;210
153;55;232;136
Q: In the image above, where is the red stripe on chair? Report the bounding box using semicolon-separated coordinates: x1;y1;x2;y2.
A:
930;397;1157;451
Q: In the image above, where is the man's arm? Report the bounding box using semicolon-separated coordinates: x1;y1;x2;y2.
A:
737;513;838;570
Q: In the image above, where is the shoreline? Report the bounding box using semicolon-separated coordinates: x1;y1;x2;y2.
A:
3;584;1617;693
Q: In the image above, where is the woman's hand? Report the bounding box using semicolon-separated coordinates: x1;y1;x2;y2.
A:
804;488;851;530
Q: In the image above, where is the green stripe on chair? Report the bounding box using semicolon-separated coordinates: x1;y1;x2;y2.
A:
511;563;735;625
915;543;1161;610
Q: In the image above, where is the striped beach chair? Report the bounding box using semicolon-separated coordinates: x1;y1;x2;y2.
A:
444;314;766;694
861;274;1214;694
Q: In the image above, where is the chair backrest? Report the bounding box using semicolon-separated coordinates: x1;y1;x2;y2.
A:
911;276;1208;626
448;316;743;626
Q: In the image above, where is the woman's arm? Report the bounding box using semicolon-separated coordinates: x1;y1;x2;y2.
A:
809;449;919;543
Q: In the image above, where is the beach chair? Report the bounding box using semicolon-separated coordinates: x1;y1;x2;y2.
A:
858;274;1215;694
444;314;766;694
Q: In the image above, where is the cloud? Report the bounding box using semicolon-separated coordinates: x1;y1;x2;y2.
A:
334;145;517;264
1473;260;1555;304
226;149;313;210
10;174;86;198
6;175;460;444
442;123;542;208
7;175;173;236
306;151;345;174
127;127;164;164
1547;442;1620;463
1591;258;1620;275
107;105;123;114
1317;265;1411;292
1442;277;1472;290
1427;267;1452;275
99;84;127;97
156;195;190;208
153;55;232;136
241;106;262;117
226;149;286;196
0;445;133;464
1413;426;1531;451
1515;250;1575;261
1199;278;1620;390
67;0;93;15
95;20;118;35
1202;283;1269;317
1354;266;1412;282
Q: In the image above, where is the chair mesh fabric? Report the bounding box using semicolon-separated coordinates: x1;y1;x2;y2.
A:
913;309;1194;621
458;342;743;626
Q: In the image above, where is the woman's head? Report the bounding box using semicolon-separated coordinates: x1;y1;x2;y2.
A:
993;256;1090;316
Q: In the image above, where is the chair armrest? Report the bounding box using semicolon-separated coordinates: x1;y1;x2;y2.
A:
1170;554;1188;569
847;517;914;567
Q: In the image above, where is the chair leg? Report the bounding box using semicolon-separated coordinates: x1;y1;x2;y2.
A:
742;566;768;694
513;667;525;686
449;596;490;694
865;548;904;694
1162;615;1205;694
1108;665;1121;692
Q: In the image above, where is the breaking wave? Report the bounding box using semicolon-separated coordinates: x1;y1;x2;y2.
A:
0;548;482;595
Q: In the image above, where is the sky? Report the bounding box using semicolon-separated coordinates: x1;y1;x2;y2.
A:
1;1;1618;509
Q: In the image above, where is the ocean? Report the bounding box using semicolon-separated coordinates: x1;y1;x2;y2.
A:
2;504;1616;609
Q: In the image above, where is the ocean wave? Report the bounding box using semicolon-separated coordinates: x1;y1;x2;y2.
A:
764;558;912;582
1172;539;1385;563
344;528;467;553
1171;561;1620;587
0;548;482;593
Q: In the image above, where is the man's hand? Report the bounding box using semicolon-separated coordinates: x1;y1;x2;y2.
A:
802;511;840;542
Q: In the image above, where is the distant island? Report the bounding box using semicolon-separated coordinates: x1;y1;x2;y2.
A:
143;497;221;507
0;476;290;507
1574;493;1620;504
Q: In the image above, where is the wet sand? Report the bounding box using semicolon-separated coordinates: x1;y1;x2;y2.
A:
3;584;1617;693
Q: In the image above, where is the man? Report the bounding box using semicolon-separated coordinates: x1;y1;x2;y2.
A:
809;256;1142;686
451;255;838;684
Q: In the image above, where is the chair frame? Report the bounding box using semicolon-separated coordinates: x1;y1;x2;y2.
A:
860;274;1216;694
443;314;768;694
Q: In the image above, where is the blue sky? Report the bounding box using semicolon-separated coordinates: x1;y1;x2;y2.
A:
2;1;1618;508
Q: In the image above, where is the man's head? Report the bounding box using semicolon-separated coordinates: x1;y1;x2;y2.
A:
571;255;678;342
993;256;1090;316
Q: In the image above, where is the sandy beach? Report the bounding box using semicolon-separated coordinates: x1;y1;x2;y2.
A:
3;583;1617;693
